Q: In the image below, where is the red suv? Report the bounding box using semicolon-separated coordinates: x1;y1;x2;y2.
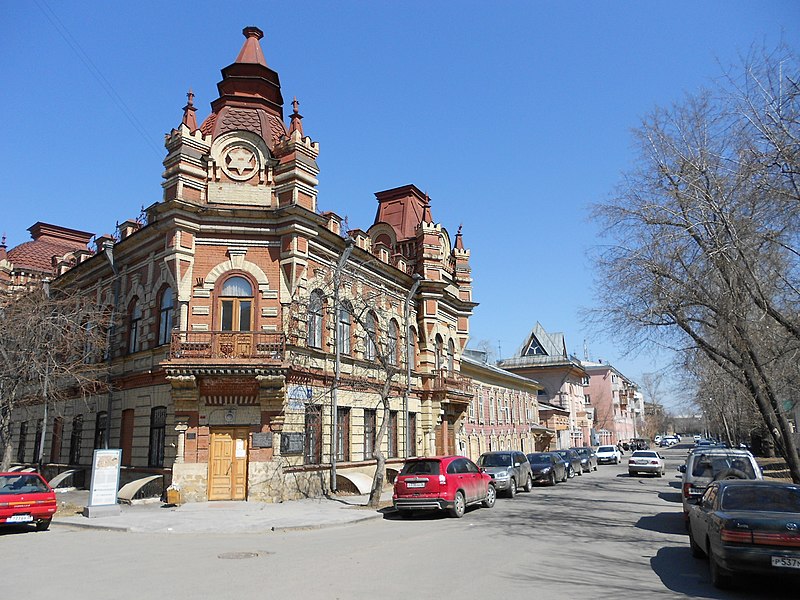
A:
393;456;496;518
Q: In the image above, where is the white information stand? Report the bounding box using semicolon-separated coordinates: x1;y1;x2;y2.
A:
83;448;122;518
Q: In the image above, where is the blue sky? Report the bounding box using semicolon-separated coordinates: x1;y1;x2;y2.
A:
3;1;797;405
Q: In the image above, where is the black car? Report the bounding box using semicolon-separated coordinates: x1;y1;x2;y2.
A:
526;452;568;486
553;449;582;478
688;480;800;589
571;447;598;473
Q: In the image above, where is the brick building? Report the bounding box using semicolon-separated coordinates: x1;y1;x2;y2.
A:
4;26;533;502
497;323;593;449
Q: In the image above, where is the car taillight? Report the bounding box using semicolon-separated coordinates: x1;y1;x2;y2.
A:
721;529;753;544
682;483;692;498
628;459;635;464
650;460;659;465
439;475;447;485
753;532;800;547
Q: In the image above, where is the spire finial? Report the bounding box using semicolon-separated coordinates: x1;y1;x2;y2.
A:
455;224;464;250
422;192;433;223
289;96;304;136
181;88;198;131
235;26;267;66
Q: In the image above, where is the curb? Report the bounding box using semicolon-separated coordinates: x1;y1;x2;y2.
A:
53;520;131;533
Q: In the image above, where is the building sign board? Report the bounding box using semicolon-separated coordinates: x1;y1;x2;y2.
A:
88;449;122;507
280;432;305;455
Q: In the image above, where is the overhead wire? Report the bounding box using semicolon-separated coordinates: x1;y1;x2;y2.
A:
35;0;164;158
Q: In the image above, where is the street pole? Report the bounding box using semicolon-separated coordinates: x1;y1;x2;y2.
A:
403;274;423;458
330;238;355;493
103;242;120;450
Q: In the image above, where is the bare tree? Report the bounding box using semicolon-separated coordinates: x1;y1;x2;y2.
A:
0;285;110;470
591;44;800;481
285;256;414;508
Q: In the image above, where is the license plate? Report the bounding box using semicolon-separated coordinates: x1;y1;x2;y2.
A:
636;460;648;465
406;482;425;488
7;514;33;523
772;556;800;569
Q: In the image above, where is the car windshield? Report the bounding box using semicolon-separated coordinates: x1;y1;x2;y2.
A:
573;448;588;456
527;454;551;465
721;485;800;512
400;460;440;476
478;453;513;467
0;474;50;494
598;446;615;452
691;455;756;478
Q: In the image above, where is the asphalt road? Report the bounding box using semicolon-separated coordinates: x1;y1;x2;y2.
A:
1;445;795;599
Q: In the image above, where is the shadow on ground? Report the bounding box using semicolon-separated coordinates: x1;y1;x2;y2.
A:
636;511;686;535
651;545;800;598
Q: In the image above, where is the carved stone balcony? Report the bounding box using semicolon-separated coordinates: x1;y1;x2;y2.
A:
168;331;285;364
430;369;474;406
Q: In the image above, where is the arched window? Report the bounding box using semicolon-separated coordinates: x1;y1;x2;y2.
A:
447;338;455;373
157;287;174;345
148;406;167;468
94;411;107;449
128;298;141;354
307;290;324;348
337;301;352;355
408;326;418;370
69;415;83;465
387;320;399;366
364;312;377;361
219;276;253;331
435;335;444;371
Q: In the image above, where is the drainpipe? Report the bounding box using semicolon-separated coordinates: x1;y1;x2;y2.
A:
103;241;120;450
330;237;355;493
404;274;423;458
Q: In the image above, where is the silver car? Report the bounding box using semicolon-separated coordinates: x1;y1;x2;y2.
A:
477;451;533;498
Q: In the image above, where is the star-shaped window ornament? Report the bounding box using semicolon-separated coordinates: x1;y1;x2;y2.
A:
226;147;257;177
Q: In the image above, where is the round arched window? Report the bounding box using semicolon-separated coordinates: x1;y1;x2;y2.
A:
219;276;253;331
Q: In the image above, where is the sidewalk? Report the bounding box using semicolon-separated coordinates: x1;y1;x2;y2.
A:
53;489;393;534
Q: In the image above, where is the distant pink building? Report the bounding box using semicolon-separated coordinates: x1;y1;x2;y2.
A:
581;360;639;445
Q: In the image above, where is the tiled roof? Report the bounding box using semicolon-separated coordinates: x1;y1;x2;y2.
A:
7;237;90;273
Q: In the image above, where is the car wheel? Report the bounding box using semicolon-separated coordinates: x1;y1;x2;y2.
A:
548;471;556;486
449;491;466;518
482;484;496;508
656;469;663;477
561;469;568;483
507;478;516;498
593;463;598;471
577;468;583;476
523;474;533;492
35;519;51;532
614;458;619;465
708;545;732;589
688;528;704;558
567;466;575;479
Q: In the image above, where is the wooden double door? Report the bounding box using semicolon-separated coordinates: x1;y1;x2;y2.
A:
208;427;249;501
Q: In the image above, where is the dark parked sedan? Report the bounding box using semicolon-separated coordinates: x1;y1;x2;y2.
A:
526;452;567;486
688;480;800;588
553;449;582;478
571;446;598;473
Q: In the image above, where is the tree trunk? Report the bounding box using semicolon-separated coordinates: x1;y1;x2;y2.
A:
367;379;393;508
